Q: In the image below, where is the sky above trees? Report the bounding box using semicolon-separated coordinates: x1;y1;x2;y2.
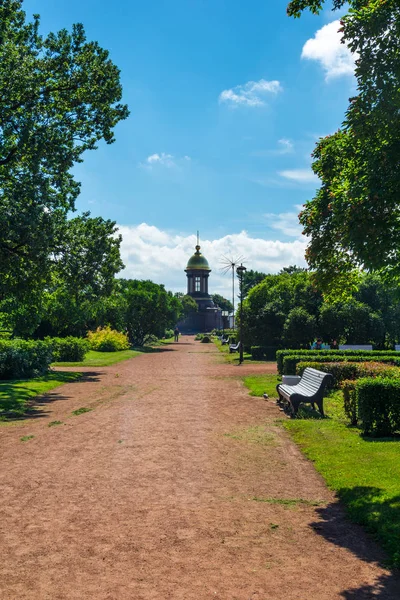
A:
22;0;355;296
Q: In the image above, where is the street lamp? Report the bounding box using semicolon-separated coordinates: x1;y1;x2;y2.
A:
236;263;247;365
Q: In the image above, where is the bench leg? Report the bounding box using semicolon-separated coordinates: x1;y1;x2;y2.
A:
316;399;325;418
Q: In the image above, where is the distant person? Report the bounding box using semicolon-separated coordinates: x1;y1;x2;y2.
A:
315;338;323;350
330;339;339;351
174;326;179;342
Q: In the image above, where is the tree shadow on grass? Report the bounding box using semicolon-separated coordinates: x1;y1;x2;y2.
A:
0;371;101;421
310;488;400;598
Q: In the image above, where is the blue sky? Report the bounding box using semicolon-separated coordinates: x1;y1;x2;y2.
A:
24;0;354;295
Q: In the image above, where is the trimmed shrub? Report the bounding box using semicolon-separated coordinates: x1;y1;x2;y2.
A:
164;329;174;339
283;353;398;375
276;348;400;375
341;380;358;426
357;377;400;437
201;335;211;343
0;339;53;380
251;345;279;361
46;337;89;362
296;361;400;388
87;327;130;352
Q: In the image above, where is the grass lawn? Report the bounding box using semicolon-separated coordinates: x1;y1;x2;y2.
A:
243;373;280;397
53;338;174;368
0;371;82;420
243;375;400;568
53;349;143;367
213;337;255;364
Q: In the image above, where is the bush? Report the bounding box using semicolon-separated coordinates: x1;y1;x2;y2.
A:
87;326;130;352
283;353;398;376
251;346;264;360
357;377;400;437
201;335;211;343
46;337;89;362
341;380;358;426
276;348;400;375
164;329;174;339
250;345;279;361
0;339;53;380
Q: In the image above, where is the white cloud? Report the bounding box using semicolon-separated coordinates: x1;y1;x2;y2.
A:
219;79;282;107
117;223;307;298
139;153;191;170
302;20;357;79
277;138;294;154
279;169;319;184
264;205;304;238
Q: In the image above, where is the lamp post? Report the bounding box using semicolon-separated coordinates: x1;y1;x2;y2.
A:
221;310;229;338
236;263;247;365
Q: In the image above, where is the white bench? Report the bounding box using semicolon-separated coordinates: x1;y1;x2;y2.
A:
229;341;240;353
276;367;333;417
339;345;373;351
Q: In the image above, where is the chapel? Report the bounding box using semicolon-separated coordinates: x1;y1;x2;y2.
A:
177;239;222;333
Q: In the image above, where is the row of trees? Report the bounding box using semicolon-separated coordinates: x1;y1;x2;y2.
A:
240;268;400;349
0;1;129;337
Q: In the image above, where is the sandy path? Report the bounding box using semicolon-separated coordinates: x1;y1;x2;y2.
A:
0;338;399;599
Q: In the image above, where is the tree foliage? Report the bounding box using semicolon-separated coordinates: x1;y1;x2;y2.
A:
211;294;233;313
288;0;400;294
0;0;129;303
242;270;400;348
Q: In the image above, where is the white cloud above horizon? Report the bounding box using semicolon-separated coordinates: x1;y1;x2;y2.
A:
117;222;307;298
139;153;191;169
302;20;357;80
279;168;319;184
219;79;282;107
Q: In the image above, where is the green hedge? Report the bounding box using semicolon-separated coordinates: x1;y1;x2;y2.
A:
296;361;400;388
276;349;400;374
0;339;53;380
283;354;399;375
251;346;278;360
357;377;400;437
46;337;89;362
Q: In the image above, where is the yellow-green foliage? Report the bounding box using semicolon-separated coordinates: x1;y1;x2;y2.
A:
87;326;129;352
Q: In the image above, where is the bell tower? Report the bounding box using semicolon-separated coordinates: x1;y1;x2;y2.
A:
184;233;212;307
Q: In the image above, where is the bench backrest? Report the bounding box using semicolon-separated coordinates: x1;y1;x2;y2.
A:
300;367;332;393
339;344;373;350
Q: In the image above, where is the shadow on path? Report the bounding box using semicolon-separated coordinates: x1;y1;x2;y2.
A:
309;491;400;598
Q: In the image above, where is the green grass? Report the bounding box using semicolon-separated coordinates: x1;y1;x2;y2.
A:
71;407;92;416
243;374;280;398
251;497;324;507
242;377;400;566
53;349;142;367
20;435;34;442
282;391;400;567
0;372;82;421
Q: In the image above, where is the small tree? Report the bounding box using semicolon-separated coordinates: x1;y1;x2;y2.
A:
282;308;316;349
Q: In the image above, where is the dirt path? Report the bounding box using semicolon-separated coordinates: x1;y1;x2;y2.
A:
1;338;399;599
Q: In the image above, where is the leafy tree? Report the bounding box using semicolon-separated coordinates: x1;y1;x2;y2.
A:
122;280;180;346
242;270;267;297
33;214;123;338
288;0;400;294
211;294;233;313
0;1;129;305
282;307;317;349
180;294;198;318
